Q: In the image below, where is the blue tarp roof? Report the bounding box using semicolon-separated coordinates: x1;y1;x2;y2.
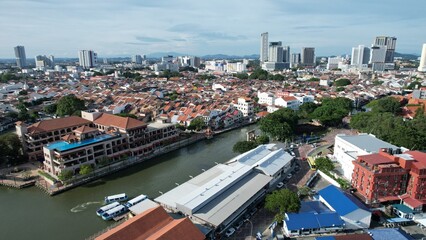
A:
392;204;415;214
368;228;413;240
300;201;333;214
315;237;335;240
318;185;367;216
285;212;344;231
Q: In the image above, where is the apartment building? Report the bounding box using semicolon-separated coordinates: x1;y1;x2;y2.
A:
351;148;426;210
16;116;93;161
18;111;177;177
234;97;254;117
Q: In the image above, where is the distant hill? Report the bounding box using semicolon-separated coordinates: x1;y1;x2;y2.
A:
394;52;419;60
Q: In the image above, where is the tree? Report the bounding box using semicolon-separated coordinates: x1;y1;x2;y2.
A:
18;90;28;95
368;97;401;114
259;108;299;141
256;135;270;145
79;165;93;175
43;103;57;115
188;117;206;131
310;97;353;126
334;78;351;87
56;94;86;117
58;170;73;181
265;189;301;222
298;102;318;119
233;141;258;153
315;157;334;172
0;133;26;165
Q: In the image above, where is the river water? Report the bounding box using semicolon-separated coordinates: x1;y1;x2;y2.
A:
0;125;258;240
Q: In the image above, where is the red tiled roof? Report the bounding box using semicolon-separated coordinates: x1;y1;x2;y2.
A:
358;153;395;165
73;125;98;134
28;116;91;133
406;151;426;165
400;194;424;208
94;113;146;130
95;206;204;240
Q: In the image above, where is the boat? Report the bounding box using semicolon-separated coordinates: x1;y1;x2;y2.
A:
104;193;128;204
124;194;148;208
101;205;128;221
96;201;120;216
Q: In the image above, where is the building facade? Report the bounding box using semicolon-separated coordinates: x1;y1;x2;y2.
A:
78;50;97;68
260;32;269;63
418;43;426;72
14;45;27;69
235;97;254;117
374;36;397;63
351;45;370;67
41;111;178;177
333;133;404;180
301;47;315;66
351;149;426;209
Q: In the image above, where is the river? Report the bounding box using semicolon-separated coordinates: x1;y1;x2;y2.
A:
0;125;258;240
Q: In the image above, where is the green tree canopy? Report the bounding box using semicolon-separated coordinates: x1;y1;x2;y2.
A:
315;157;334;172
256;135;270;145
233;141;258;153
334;78;351;87
43;103;57;114
58;170;73;181
265;189;301;222
79;165;93;175
56;94;86;117
367;97;402;114
298;102;318;119
188;117;206;131
310;97;353;126
0;133;26;166
259;108;299;140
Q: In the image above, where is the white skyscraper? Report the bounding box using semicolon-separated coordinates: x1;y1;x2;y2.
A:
418;43;426;72
78;50;97;68
14;46;27;68
260;32;268;62
351;45;370;66
268;42;283;63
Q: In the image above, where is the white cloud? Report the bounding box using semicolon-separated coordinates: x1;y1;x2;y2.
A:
0;0;425;57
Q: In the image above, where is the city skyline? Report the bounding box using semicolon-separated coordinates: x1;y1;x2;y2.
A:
1;0;425;58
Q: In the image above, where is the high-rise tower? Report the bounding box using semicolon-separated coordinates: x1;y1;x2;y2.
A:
374;36;397;63
301;47;315;66
78;50;97;68
14;46;27;68
418;43;426;72
268;42;283;63
260;32;268;63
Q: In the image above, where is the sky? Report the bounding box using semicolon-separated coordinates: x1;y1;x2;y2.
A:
1;0;425;58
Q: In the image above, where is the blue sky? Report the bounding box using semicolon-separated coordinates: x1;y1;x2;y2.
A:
1;0;425;58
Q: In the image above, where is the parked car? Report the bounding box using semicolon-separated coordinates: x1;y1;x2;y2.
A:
286;173;292;179
225;227;236;237
277;182;284;188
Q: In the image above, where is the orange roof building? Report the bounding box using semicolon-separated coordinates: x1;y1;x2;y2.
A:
96;206;205;240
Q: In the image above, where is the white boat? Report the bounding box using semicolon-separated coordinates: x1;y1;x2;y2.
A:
124;194;148;208
101;205;128;221
96;202;120;216
104;193;128;204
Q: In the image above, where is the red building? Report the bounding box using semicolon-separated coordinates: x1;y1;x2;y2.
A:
352;148;426;210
